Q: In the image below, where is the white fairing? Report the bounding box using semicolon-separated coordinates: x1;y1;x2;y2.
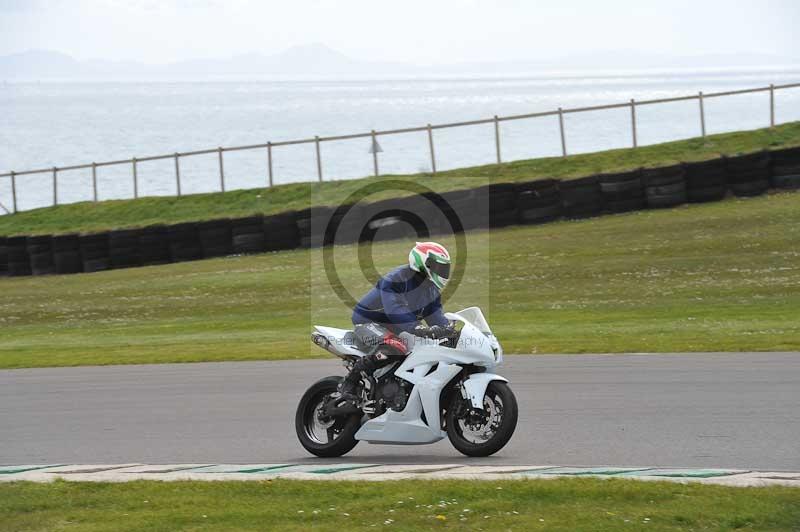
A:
463;373;509;409
311;326;366;358
310;307;506;446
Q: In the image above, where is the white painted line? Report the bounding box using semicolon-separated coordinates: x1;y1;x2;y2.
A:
0;464;798;487
32;464;142;474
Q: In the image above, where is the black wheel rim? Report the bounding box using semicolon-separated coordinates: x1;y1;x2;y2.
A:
304;391;346;445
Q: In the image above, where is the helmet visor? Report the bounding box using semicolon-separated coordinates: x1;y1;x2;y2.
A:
426;256;451;283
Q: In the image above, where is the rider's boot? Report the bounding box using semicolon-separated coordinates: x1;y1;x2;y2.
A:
339;353;386;404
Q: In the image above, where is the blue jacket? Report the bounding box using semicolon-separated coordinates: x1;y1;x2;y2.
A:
352;265;449;333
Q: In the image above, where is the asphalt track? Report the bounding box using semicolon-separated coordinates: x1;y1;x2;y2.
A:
2;353;799;470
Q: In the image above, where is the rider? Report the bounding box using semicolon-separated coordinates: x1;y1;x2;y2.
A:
339;241;454;403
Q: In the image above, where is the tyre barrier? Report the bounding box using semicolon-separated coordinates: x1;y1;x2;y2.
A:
109;229;141;269
297;206;337;248
683;158;728;203
231;215;267;255
440;188;486;232
53;234;82;274
333;203;367;245
642;164;687;208
6;236;31;276
598;169;645;213
769;146;800;190
79;233;110;273
168;222;203;262
478;183;518;228
361;198;422;243
198;219;232;258
726;150;770;198
515;179;562;224
27;235;56;276
2;149;798;278
264;211;300;251
559;175;603;219
0;237;7;277
138;225;171;265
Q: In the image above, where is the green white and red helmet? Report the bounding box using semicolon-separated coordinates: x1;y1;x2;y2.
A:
408;241;451;290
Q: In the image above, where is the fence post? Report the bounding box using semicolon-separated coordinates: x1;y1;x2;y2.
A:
218;147;226;192
52;167;58;206
10;171;17;213
267;142;274;187
427;124;437;174
315;136;323;182
698;91;706;137
91;162;98;202
630;99;638;148
174;153;182;196
494;115;501;164
769;84;775;127
132;158;139;199
371;130;379;176
558;107;567;157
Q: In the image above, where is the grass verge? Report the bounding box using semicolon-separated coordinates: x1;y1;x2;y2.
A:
1;122;799;236
1;190;799;369
1;478;798;531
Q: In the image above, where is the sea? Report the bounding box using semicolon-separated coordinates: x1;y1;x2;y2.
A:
2;68;800;213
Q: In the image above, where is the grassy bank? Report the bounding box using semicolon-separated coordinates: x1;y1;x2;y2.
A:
1;190;799;369
1;122;799;237
1;478;799;531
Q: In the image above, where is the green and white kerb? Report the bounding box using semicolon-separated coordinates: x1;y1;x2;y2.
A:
408;241;452;290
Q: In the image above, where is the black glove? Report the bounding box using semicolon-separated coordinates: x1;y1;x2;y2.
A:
414;324;453;339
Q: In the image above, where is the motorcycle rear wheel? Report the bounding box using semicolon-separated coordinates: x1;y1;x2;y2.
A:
446;381;518;457
295;376;361;458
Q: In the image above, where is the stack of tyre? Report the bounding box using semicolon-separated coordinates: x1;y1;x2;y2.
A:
358;198;417;243
329;204;367;245
683;158;728;203
264;211;300;251
138;226;171;265
5;237;30;276
642;164;687;208
514;179;562;224
198;219;232;258
27;236;56;276
769;146;800;190
0;237;7;277
296;206;338;248
166;223;203;262
559;176;603;218
597;170;645;213
475;183;517;229
53;234;82;274
725;151;770;198
109;230;141;269
79;233;110;273
438;188;485;233
230;215;267;254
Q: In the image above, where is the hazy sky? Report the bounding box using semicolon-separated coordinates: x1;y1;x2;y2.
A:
0;0;797;64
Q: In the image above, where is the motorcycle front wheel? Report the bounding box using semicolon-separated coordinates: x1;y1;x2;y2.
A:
295;376;361;458
446;381;518;457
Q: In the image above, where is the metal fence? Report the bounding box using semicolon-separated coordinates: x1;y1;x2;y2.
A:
1;82;798;214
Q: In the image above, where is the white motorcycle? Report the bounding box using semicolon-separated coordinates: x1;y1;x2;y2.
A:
295;307;517;457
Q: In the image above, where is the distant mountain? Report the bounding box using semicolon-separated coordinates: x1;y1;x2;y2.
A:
0;44;797;81
0;50;83;77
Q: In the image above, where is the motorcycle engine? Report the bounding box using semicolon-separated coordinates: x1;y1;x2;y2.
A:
376;377;410;413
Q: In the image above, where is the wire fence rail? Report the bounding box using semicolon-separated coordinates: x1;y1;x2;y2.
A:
1;82;798;214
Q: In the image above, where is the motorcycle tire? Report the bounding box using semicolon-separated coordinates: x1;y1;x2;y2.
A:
295;375;361;458
447;381;518;457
